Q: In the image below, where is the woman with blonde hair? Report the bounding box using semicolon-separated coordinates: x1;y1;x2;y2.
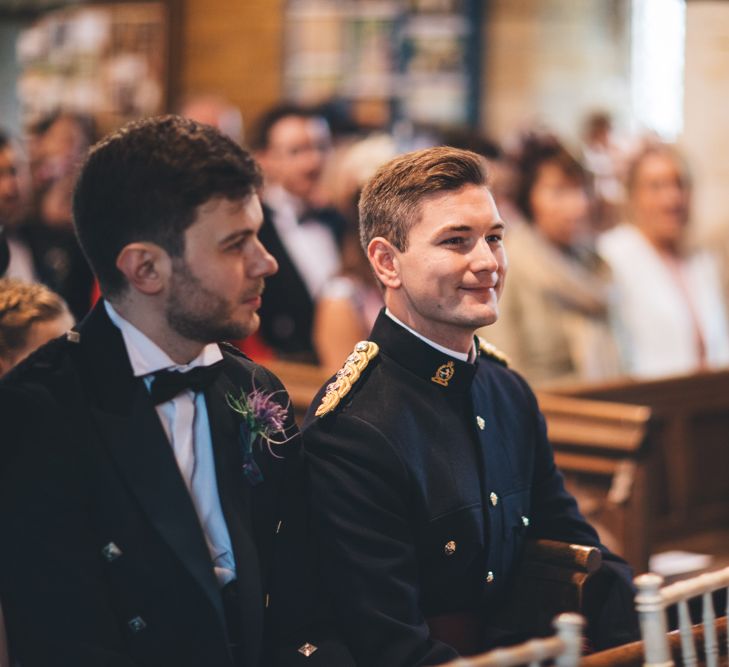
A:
0;277;74;376
597;143;729;378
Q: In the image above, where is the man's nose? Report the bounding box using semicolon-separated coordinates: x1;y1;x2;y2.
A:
471;239;500;273
251;239;278;278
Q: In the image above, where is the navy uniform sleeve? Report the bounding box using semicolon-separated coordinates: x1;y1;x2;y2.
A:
523;378;639;649
304;414;459;667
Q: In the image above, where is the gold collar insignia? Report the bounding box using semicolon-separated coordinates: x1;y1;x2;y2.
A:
431;360;455;387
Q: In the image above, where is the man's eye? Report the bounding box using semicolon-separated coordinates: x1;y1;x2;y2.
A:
226;240;246;252
442;237;464;246
487;234;503;244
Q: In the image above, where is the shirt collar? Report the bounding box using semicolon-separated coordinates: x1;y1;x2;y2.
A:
385;308;475;363
104;300;223;378
263;183;306;220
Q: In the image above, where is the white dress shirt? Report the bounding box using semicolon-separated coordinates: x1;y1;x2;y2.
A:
105;301;236;586
263;184;341;299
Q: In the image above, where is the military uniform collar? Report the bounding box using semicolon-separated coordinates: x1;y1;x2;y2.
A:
384;309;475;362
370;310;478;393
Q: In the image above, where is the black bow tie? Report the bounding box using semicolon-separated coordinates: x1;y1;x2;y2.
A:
149;362;223;405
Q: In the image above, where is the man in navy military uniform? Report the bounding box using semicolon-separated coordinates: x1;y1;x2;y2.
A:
303;146;638;666
0;116;352;666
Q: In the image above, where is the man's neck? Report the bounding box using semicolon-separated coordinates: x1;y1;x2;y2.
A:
109;297;205;366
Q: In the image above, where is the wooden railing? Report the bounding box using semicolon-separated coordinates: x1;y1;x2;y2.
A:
441;613;584;667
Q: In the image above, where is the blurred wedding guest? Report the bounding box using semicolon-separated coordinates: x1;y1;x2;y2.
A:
0;277;73;376
580;111;628;230
19;112;96;320
251;104;344;362
313;134;393;374
439;128;524;227
483;135;623;386
179;93;244;145
0;130;35;281
598;144;729;379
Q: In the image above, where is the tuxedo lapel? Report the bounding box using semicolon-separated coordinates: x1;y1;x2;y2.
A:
205;366;264;667
72;303;227;636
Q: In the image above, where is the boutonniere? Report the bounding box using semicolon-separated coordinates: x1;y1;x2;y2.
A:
226;385;296;485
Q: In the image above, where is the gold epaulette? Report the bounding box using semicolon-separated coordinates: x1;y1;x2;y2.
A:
314;341;379;417
477;337;510;367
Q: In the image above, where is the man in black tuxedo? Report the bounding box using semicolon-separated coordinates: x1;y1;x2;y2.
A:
251;105;344;362
0;116;351;667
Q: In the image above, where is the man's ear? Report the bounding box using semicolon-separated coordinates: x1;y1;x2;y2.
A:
115;242;171;296
253;148;272;177
368;237;402;289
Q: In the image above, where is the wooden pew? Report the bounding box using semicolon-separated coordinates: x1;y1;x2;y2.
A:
541;369;729;573
581;616;728;666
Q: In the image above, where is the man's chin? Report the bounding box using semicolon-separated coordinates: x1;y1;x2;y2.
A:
228;313;260;342
463;305;498;329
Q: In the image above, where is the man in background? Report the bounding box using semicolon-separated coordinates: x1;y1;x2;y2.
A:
0;130;35;281
251;104;343;362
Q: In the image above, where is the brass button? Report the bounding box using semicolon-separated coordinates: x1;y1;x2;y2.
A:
522;515;530;527
476;415;485;430
444;540;457;556
489;492;499;507
486;571;495;584
298;643;318;657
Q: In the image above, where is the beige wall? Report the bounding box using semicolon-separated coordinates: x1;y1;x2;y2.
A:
482;0;631;145
178;0;284;137
682;0;729;238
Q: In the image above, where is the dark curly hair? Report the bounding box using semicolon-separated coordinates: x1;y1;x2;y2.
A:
73;115;262;297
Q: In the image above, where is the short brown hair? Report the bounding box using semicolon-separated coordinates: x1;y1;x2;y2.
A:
0;278;70;359
359;146;488;252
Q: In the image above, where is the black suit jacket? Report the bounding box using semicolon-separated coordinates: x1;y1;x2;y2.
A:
0;302;352;667
257;204;316;362
257;203;345;363
303;312;638;667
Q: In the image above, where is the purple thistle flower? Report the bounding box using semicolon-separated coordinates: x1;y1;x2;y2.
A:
247;387;288;436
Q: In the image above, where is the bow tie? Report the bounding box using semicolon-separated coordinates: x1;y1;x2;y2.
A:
149;362;223;405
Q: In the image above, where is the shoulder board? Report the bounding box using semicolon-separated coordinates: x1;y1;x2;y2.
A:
315;340;379;417
477;337;510;367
